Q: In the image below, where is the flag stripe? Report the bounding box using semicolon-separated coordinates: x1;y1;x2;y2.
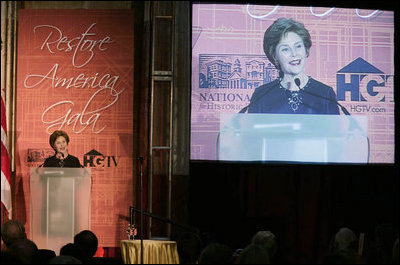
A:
1;86;12;218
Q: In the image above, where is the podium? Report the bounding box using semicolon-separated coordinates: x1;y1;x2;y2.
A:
30;167;91;254
218;114;369;163
120;240;180;264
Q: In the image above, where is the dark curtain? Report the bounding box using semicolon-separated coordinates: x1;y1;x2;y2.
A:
189;162;399;263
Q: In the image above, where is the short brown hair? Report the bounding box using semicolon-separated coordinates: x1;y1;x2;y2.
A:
49;130;70;150
263;18;312;70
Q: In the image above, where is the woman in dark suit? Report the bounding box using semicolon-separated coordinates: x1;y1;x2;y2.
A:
248;18;340;114
43;130;82;167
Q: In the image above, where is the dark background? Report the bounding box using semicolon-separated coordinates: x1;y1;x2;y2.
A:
188;162;398;263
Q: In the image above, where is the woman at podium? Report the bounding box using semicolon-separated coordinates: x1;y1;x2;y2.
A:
247;18;340;115
43;130;82;168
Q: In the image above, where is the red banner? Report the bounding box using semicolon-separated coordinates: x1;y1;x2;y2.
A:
16;10;134;247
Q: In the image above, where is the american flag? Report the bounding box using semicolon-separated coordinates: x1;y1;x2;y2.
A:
1;85;12;219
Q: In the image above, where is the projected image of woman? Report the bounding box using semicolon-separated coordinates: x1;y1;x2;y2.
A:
248;18;340;114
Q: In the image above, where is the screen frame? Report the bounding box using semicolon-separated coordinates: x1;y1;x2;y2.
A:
189;0;399;166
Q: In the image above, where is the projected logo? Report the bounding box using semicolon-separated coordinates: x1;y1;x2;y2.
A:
336;57;393;103
83;149;119;167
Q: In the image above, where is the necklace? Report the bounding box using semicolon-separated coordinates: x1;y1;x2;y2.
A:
287;90;302;112
279;78;305;112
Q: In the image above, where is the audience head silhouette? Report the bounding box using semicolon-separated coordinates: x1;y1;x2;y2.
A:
198;242;234;264
332;227;358;253
251;230;277;260
325;227;358;264
322;252;352;264
235;244;270;264
1;220;27;248
8;238;38;264
74;230;98;258
33;249;57;264
177;232;203;264
49;255;83;264
60;242;86;263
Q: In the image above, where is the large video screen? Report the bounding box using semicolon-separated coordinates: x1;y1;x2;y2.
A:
190;3;395;164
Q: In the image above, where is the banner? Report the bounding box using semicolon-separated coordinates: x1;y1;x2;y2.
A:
16;10;134;247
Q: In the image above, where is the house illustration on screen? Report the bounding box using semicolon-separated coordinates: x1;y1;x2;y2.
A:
199;54;279;89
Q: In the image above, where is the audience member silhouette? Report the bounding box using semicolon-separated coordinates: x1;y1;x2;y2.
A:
8;238;38;264
1;220;27;249
0;250;14;264
323;227;361;264
235;244;270;264
33;248;57;264
73;230;98;262
374;223;398;264
232;248;244;263
177;232;203;264
392;237;399;264
328;227;359;263
198;242;234;264
48;255;83;264
251;230;277;263
322;252;353;264
331;227;358;253
59;243;86;263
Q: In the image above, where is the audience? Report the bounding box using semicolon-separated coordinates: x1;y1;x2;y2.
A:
235;244;270;264
59;242;86;263
176;231;203;264
33;248;57;264
48;255;82;264
1;220;398;264
73;230;98;263
74;230;98;258
232;248;244;263
331;227;358;254
8;239;38;264
392;237;399;264
322;252;353;264
1;220;27;249
251;230;277;263
198;242;234;264
374;223;398;264
326;227;359;264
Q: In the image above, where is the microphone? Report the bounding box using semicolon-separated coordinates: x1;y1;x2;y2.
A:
294;78;301;88
57;152;64;159
239;105;249;113
57;152;65;167
294;78;350;115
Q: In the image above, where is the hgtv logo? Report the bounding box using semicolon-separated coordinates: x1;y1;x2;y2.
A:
83;149;119;167
336;57;393;102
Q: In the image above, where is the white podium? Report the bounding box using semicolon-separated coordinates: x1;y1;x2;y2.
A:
218;114;369;163
30;167;91;254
